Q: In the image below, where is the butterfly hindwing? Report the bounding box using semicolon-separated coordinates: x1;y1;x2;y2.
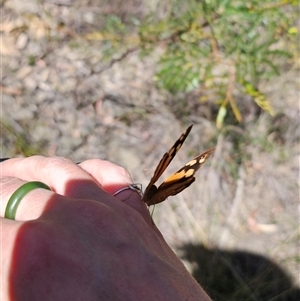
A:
142;124;215;206
145;176;195;206
144;148;215;205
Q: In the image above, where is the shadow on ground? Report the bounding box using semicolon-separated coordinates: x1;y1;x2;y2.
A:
181;244;300;301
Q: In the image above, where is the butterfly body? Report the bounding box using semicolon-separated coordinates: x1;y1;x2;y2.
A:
142;124;215;206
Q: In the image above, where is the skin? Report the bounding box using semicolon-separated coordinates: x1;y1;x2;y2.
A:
0;156;212;301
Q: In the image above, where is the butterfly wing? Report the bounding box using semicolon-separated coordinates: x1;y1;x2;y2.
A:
143;124;193;204
144;176;196;206
145;147;215;206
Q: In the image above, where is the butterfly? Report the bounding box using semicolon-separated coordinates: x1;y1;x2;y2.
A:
142;124;215;206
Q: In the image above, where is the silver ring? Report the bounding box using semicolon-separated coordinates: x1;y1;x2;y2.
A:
113;183;143;197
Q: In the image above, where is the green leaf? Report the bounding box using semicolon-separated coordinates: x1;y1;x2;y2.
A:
216;106;227;129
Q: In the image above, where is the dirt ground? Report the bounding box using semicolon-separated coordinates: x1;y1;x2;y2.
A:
2;1;299;300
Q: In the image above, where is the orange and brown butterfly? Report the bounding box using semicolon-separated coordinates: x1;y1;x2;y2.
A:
142;124;215;206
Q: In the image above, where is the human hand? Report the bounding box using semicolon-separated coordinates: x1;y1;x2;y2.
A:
1;156;211;301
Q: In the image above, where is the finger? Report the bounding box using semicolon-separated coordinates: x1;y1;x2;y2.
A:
0;177;56;220
1;156;108;201
1;157;152;225
1;176;154;230
79;160;153;222
78;159;133;194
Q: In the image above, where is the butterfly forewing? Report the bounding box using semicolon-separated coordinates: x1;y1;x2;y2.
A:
162;147;216;185
149;124;193;184
143;124;193;198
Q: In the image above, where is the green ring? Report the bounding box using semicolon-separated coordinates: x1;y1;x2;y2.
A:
5;181;51;220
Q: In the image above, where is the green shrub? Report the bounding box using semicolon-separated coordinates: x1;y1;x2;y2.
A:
87;0;298;127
